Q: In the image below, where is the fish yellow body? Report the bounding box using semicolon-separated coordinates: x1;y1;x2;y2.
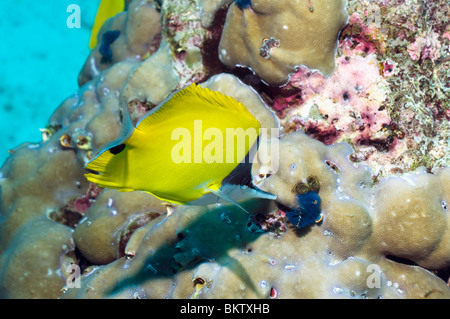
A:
85;84;261;204
89;0;125;49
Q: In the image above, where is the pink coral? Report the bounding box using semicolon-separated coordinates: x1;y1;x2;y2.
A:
73;183;103;214
381;59;396;77
443;25;450;40
407;31;442;62
281;53;391;149
340;12;385;56
270;67;326;117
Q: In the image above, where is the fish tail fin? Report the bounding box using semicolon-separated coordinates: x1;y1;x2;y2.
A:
85;143;133;191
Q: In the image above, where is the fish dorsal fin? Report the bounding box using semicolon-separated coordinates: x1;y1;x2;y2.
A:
135;83;256;132
170;83;250;113
190;84;250;113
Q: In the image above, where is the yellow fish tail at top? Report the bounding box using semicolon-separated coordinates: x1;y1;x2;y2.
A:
89;0;126;49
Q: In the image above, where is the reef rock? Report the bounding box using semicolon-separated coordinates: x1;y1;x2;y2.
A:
218;0;348;85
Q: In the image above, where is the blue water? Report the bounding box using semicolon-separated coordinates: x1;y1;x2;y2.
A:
0;0;101;165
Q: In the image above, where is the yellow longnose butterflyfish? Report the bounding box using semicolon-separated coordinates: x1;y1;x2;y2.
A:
85;84;275;208
89;0;125;49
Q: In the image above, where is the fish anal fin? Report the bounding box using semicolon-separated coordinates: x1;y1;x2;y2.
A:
207;181;221;192
145;191;184;205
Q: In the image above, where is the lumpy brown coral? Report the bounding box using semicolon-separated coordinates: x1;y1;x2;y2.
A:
253;132;450;275
61;132;450;299
78;0;161;86
218;0;348;85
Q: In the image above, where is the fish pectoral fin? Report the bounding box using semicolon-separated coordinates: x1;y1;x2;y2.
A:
220;183;277;201
248;185;277;200
208;188;250;214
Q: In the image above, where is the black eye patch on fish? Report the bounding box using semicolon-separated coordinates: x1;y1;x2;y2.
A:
109;143;126;155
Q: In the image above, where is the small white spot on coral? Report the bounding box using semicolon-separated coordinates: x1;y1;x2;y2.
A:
259;280;267;288
333;287;343;294
284;264;296;270
402;177;416;186
283;25;288;30
268;257;277;265
89;57;100;77
323;230;333;236
27;144;40;150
